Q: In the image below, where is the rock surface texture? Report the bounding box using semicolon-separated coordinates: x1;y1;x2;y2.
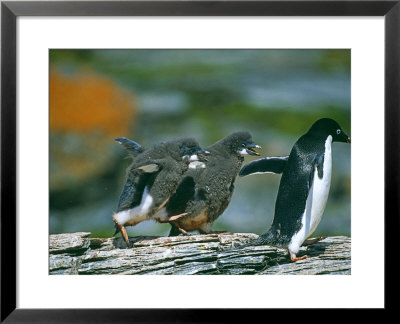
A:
49;232;351;275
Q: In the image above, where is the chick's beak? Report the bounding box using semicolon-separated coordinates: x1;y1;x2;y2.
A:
246;144;261;156
347;137;351;144
196;149;210;162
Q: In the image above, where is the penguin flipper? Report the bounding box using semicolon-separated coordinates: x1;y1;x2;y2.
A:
117;178;139;211
308;153;325;189
115;137;144;156
166;176;196;216
315;153;325;179
116;173;152;212
239;156;289;177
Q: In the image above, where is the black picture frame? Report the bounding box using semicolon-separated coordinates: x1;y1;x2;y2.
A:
1;0;398;321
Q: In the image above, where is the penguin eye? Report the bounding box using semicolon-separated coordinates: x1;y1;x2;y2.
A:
241;143;246;147
336;129;341;135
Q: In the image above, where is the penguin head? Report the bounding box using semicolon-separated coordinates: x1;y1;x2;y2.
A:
218;131;261;157
308;118;351;144
168;138;210;163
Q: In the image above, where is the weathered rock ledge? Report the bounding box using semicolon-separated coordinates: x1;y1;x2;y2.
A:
49;232;351;275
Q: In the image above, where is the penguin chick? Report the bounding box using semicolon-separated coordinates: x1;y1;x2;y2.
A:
166;131;261;236
239;118;350;262
112;137;209;245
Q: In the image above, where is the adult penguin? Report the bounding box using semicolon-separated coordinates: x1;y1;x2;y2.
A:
239;118;350;261
112;137;209;246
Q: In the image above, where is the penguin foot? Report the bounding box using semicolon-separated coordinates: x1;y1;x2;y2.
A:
162;214;190;236
167;212;188;222
168;222;190;236
112;215;131;247
158;213;188;223
168;225;182;237
291;255;307;262
290;251;307;262
119;226;130;248
302;236;326;246
175;225;189;236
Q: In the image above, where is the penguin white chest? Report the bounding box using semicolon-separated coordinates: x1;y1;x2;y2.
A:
288;136;332;253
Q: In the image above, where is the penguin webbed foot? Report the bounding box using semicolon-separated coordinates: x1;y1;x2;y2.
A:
158;212;188;223
168;222;190;236
289;251;307;262
175;226;189;236
121;229;131;248
161;213;191;236
117;225;131;248
168;212;188;222
112;215;131;248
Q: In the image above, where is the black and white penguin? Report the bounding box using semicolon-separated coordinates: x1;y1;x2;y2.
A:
112;137;209;245
239;118;350;261
165;131;261;236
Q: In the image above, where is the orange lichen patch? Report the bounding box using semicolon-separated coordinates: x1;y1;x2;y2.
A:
49;68;136;136
49;67;138;191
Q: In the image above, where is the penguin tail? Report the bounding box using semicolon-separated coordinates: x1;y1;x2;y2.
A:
115;137;144;157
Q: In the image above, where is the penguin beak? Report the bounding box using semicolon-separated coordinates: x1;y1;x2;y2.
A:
196;149;211;162
245;143;261;156
339;130;350;144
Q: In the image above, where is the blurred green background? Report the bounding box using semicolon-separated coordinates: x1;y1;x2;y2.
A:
49;49;351;238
